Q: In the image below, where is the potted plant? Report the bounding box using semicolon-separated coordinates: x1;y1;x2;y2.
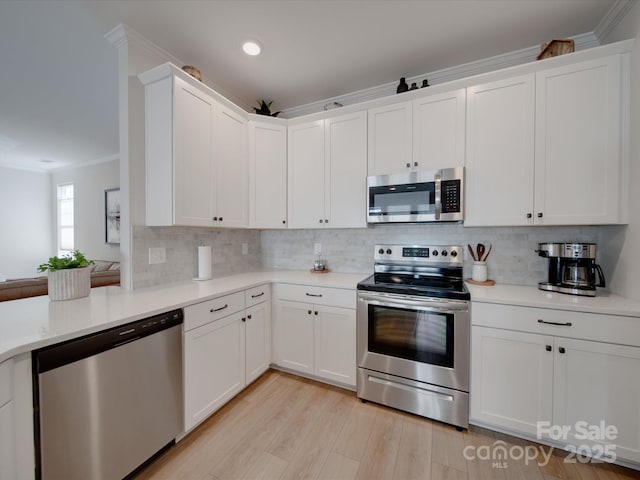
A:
38;250;95;301
253;100;281;117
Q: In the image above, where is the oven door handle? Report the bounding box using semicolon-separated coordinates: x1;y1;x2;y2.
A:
358;293;468;312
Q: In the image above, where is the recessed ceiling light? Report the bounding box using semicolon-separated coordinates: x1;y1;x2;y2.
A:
242;40;262;56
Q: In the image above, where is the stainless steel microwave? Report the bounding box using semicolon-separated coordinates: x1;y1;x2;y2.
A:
367;167;464;223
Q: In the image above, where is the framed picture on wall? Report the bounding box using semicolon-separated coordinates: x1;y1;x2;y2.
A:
105;188;120;245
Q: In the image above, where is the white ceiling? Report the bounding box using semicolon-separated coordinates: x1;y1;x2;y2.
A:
0;0;625;171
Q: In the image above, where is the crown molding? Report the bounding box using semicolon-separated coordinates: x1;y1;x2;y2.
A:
281;32;600;118
594;0;636;43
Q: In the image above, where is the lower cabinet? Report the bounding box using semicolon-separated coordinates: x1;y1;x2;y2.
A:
272;284;356;387
183;285;271;432
471;302;640;464
0;400;15;480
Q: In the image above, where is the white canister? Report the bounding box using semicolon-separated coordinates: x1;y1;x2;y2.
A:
472;261;488;282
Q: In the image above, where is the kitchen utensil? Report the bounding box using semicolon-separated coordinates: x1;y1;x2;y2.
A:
476;243;486;262
467;244;477;261
483;244;492;261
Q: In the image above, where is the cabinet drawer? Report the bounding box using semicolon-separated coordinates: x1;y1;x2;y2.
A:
471;302;640;346
274;283;355;309
245;284;271;308
184;291;245;331
0;358;13;408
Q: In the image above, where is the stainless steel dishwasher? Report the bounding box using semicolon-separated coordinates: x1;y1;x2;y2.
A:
33;309;184;480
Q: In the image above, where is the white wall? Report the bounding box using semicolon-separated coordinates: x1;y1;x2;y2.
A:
50;159;120;262
0;167;52;279
600;3;640;300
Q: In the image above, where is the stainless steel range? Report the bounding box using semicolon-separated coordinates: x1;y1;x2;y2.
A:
356;244;470;429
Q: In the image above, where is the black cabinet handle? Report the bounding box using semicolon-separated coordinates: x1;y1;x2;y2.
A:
241;317;246;322
251;292;265;298
213;217;218;221
210;304;228;313
318;219;323;224
314;311;318;315
247;314;252;320
537;212;543;218
538;319;572;327
406;163;411;168
306;293;323;297
324;219;329;223
559;347;566;354
219;217;223;221
282;220;286;224
545;345;552;352
527;213;532;219
307;310;312;315
414;161;418;167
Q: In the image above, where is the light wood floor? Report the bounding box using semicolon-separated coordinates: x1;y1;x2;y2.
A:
135;370;639;480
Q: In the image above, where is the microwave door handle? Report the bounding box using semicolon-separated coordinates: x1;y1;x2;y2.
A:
434;172;442;220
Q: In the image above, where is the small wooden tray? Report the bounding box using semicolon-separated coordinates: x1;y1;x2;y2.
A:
310;268;330;274
466;278;496;286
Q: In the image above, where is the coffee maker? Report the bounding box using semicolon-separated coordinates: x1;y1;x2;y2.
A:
536;242;605;297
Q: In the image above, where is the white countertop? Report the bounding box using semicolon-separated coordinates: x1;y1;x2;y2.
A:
3;270;640;364
467;282;640;317
0;270;369;364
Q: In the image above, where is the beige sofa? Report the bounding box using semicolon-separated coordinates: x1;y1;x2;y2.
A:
0;261;120;302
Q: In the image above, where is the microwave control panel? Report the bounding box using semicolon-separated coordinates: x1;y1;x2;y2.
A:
442;180;461;213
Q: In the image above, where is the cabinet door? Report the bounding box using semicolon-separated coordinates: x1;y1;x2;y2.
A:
245;302;271;385
325;111;367;228
288;121;325;228
173;77;215;226
249;121;287;228
314;305;356;387
184;313;246;431
470;326;553;436
0;401;14;480
553;338;640;463
367;101;413;175
215;105;248;227
465;75;535;226
272;300;314;374
535;56;622;225
413;89;466;170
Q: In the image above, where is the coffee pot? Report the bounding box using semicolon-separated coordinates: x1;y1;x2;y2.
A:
536;242;605;297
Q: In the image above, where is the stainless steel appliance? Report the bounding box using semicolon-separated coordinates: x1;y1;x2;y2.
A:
33;310;184;480
367;167;464;224
357;245;470;429
536;242;605;297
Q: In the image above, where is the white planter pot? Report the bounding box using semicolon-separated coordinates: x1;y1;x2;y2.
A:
48;267;91;301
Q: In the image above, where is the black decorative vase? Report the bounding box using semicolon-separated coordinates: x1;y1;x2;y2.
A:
396;77;409;94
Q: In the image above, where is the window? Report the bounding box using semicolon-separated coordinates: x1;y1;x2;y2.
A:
57;183;74;256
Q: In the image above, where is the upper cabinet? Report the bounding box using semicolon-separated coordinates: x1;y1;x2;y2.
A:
288;111;367;229
466;54;627;227
140;64;248;228
248;118;288;229
367;89;466;176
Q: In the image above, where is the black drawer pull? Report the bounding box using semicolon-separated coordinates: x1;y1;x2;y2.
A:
559;347;566;354
251;292;265;298
545;345;552;352
538;319;572;327
210;304;229;313
305;293;323;298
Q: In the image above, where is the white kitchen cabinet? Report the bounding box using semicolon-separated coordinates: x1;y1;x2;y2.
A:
272;284;356;387
413;89;466;170
465;74;536;226
470;302;640;464
248;118;287;228
367;101;413;175
466;54;626;227
553;338;640;463
534;55;622;225
184;311;246;431
214;105;248;227
245;285;272;385
288;111;367;229
140;63;248;228
471;326;553;436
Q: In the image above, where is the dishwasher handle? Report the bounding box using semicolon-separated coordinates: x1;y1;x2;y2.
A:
34;309;183;374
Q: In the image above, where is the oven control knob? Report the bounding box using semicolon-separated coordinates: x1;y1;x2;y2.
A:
386;249;392;255
378;248;384;254
432;250;438;257
441;250;448;257
451;250;457;258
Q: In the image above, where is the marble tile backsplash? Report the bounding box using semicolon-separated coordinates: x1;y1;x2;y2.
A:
131;224;609;289
131;226;261;288
260;224;603;286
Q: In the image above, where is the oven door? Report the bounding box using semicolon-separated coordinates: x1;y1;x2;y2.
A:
357;291;469;392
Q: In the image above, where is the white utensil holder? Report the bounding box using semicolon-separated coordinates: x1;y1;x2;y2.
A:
472;261;488;282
